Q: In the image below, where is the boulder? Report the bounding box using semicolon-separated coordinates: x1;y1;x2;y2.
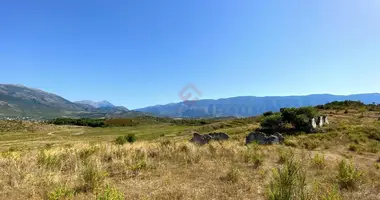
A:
323;116;329;125
266;135;279;145
273;132;285;144
246;132;267;144
190;133;211;145
208;132;230;141
246;132;283;145
317;116;324;127
190;132;229;145
310;118;317;129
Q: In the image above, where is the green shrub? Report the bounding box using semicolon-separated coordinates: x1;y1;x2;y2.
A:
37;150;65;170
267;156;310;200
336;160;362;190
115;136;127;145
48;186;74;200
243;148;264;168
115;134;136;145
261;113;283;130
311;153;326;169
96;185;124;200
261;107;319;133
320;185;342;200
126;134;136;143
263;111;274;117
277;148;294;164
79;163;107;192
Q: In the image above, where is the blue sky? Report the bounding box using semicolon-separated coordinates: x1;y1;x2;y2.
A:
1;0;379;109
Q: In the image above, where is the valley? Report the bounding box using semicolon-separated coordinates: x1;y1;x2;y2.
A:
1;104;380;199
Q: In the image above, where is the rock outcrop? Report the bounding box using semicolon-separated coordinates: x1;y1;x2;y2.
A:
190;132;229;145
246;132;284;145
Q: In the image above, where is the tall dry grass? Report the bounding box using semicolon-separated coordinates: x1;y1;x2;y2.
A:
0;140;379;200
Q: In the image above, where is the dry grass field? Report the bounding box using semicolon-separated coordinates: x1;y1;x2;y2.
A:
1;110;380;200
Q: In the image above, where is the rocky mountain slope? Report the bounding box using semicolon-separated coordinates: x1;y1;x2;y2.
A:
75;100;121;109
0;84;139;118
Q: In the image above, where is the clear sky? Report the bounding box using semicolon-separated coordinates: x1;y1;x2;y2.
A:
1;0;379;109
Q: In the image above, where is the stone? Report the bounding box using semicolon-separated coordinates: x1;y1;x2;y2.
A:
323;116;329;125
317;116;324;127
246;132;267;145
310;118;317;129
273;132;285;144
246;132;282;145
190;133;211;145
190;132;229;145
208;132;230;141
266;135;279;145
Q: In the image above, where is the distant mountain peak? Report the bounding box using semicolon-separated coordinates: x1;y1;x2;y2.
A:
75;100;116;108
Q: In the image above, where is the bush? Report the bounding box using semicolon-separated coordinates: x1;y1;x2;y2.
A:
281;107;318;131
261;113;283;130
243;147;264;168
115;136;127;145
277;148;294;164
115;134;136;145
312;153;326;169
263;111;274;117
267;156;310;200
37;150;65;170
97;185;124;200
126;134;136;143
48;186;74;200
79;163;107;192
261;107;319;133
320;185;342;200
337;160;362;190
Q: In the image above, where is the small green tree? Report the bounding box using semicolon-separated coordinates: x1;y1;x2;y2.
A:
261;113;283;130
263;111;274;117
126;134;136;143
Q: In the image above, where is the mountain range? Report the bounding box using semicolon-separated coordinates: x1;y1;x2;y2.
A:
136;94;380;118
0;84;141;119
1;84;380;119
